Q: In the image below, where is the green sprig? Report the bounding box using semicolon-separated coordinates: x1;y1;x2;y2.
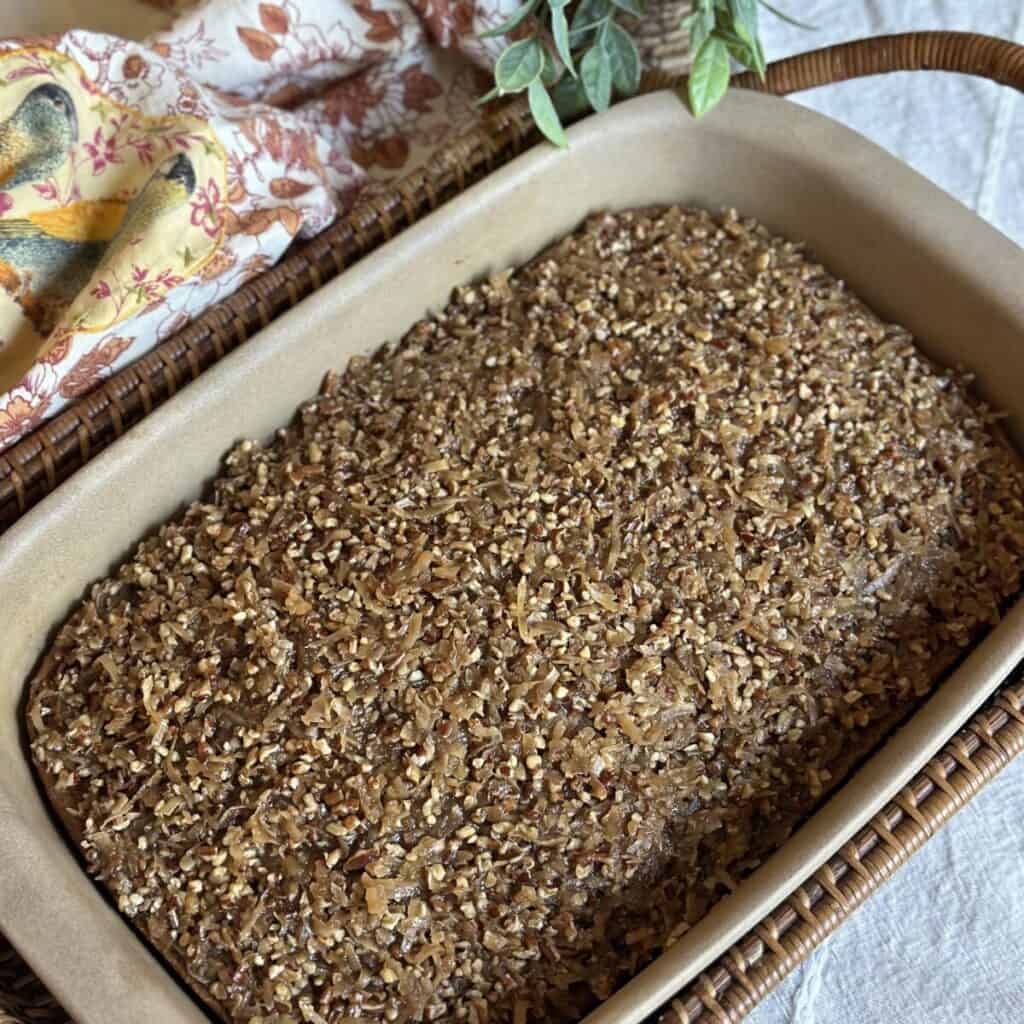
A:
481;0;811;142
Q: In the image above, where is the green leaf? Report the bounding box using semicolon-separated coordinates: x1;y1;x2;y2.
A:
757;0;815;29
580;42;613;112
569;23;597;47
571;0;611;33
495;38;545;93
722;34;759;73
730;0;759;40
475;84;502;105
741;35;766;77
528;79;568;147
688;35;731;116
549;0;571;7
604;21;641;96
541;46;562;87
551;6;576;76
721;0;767;77
753;35;767;74
714;23;764;75
480;0;539;39
551;75;591;120
682;6;715;56
611;0;644;15
569;0;611;48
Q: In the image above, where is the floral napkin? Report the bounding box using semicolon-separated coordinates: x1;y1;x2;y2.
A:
0;0;518;451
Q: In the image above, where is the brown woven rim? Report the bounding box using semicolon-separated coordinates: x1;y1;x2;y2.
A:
3;28;1024;1024
658;676;1024;1023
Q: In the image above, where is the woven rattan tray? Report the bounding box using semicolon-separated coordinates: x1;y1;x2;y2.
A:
2;30;1024;1024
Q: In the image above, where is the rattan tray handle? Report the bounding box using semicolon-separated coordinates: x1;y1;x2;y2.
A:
677;29;1024;95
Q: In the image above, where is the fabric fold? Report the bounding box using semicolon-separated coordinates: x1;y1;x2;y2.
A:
0;0;511;450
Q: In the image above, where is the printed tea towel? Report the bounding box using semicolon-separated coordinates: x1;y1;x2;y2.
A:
0;0;517;451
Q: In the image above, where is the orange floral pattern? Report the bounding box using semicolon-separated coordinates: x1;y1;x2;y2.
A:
0;0;519;452
58;336;133;399
0;394;41;445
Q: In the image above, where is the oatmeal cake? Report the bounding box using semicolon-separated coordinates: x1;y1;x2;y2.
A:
27;207;1024;1024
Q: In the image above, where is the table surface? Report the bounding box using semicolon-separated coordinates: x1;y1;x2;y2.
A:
1;2;1023;1023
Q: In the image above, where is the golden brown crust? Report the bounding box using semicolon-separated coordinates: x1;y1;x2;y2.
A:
26;206;1024;1024
27;661;235;1023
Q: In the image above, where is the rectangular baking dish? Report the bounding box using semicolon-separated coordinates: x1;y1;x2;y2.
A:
2;88;1024;1024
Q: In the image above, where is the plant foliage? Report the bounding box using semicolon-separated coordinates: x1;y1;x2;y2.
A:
482;0;809;144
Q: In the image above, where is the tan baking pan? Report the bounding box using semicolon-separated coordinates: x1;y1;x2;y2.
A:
2;87;1024;1024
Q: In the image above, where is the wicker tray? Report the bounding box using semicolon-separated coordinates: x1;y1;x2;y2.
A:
2;29;1024;1024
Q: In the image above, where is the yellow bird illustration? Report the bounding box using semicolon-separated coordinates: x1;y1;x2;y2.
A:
0;83;78;189
0;153;197;334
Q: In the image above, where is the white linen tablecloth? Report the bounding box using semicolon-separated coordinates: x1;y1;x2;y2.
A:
752;4;1024;1023
0;1;1021;1022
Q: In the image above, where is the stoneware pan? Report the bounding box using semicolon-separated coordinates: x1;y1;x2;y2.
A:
2;88;1023;1024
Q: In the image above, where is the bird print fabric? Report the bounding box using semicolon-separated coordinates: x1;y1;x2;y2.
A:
0;0;524;451
0;84;78;190
0;46;226;400
0;149;201;336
